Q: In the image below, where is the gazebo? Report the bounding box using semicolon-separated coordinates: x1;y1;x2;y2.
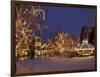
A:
75;40;95;56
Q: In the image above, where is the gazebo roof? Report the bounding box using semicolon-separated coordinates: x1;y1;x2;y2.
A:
75;40;95;50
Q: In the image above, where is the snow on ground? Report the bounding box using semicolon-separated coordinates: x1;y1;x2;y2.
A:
16;56;96;75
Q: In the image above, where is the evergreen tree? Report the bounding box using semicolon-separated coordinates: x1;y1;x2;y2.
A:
80;26;89;42
89;26;95;46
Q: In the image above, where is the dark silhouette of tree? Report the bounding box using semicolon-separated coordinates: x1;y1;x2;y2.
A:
80;26;89;42
89;26;95;46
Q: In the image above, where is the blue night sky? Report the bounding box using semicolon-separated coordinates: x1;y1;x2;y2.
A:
40;6;95;42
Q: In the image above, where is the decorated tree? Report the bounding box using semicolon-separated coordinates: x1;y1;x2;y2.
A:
52;31;80;57
15;4;46;59
54;32;74;52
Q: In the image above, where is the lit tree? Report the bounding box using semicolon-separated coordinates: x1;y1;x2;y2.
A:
15;4;46;59
54;32;78;52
